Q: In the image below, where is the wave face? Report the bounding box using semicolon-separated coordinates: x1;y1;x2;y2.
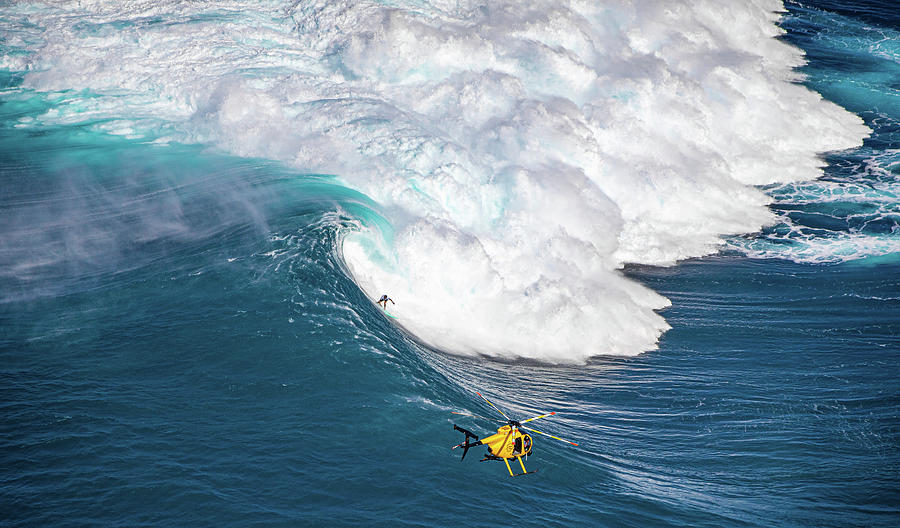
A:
1;0;869;361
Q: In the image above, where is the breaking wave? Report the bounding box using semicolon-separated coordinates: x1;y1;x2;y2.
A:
1;0;869;361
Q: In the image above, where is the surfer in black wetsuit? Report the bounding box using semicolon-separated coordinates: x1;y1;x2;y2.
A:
377;294;394;310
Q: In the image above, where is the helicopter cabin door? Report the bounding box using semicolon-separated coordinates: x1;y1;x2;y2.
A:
513;434;533;456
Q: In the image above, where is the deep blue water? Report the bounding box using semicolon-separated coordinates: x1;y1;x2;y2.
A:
2;1;899;527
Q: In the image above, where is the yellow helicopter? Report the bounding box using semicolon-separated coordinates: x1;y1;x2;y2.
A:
451;391;578;477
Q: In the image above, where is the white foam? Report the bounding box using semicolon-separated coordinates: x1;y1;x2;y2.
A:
728;231;900;264
3;0;869;361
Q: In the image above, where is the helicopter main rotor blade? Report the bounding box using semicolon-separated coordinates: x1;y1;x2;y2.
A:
476;392;510;421
520;411;556;424
521;425;579;446
451;411;505;423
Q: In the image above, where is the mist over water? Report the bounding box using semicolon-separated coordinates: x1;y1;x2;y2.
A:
1;0;874;361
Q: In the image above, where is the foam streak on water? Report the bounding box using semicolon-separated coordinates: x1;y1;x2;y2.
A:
726;2;900;264
0;0;870;361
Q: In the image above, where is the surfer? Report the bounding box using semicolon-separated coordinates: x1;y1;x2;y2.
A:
377;294;394;310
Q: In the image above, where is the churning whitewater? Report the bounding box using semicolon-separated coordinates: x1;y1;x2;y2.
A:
1;0;868;361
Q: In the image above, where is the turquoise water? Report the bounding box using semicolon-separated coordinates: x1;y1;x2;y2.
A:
2;1;899;526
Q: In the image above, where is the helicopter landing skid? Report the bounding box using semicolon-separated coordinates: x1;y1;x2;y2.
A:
505;456;537;477
480;454;536;477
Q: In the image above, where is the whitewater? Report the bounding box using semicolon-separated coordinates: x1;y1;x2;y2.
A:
0;0;872;361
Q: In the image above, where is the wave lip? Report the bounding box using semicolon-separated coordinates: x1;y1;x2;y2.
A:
1;0;869;361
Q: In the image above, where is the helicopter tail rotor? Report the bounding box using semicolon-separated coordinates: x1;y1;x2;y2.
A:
452;424;481;461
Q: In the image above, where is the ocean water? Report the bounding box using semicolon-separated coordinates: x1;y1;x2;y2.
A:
1;1;898;527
